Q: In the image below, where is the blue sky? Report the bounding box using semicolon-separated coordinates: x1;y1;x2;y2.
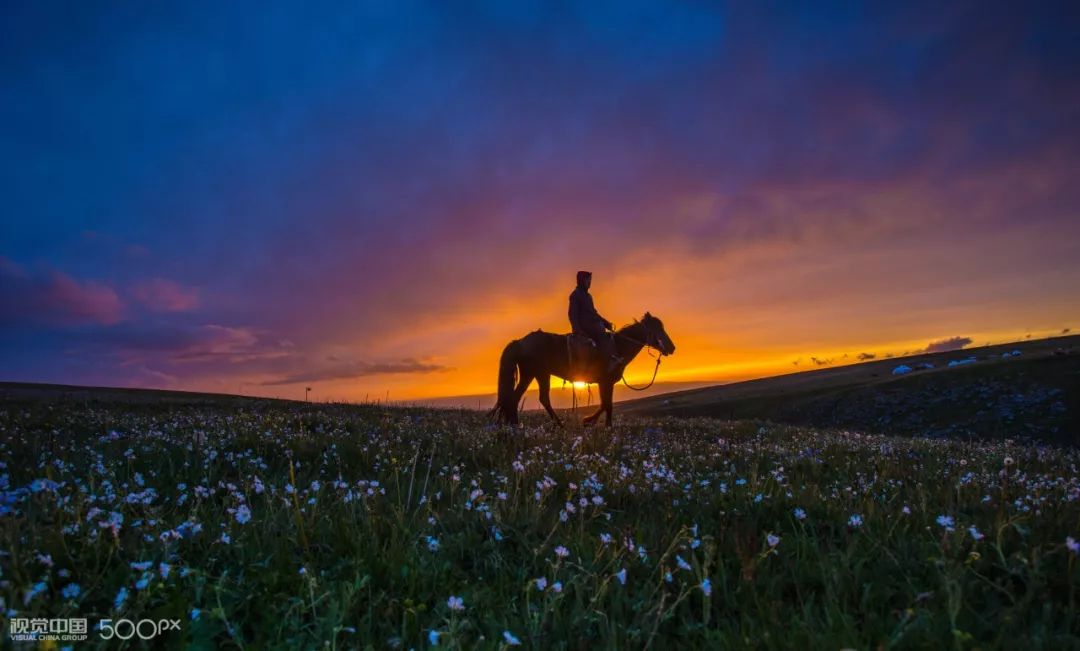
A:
2;1;1078;399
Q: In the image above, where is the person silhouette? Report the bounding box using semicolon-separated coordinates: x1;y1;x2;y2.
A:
568;270;622;377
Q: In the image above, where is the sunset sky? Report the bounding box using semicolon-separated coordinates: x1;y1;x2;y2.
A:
2;2;1079;402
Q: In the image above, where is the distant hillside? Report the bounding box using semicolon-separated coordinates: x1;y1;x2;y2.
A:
4;336;1077;444
620;335;1080;444
0;382;299;407
401;380;721;411
0;380;719;413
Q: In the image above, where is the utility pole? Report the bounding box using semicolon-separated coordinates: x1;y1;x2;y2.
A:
305;387;311;402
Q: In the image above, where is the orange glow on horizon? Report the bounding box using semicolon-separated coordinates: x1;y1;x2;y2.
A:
168;224;1080;404
203;323;1076;403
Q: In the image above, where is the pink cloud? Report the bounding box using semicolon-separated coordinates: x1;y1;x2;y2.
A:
1;260;125;326
166;325;294;364
132;278;200;313
41;271;125;325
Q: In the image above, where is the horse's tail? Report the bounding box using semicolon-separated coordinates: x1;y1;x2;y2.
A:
488;339;521;424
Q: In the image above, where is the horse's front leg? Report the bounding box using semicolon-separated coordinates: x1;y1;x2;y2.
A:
583;404;604;427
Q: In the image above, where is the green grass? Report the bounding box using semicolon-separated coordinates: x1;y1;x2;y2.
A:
1;399;1079;649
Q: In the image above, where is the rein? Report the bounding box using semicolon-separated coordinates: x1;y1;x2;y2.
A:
611;327;663;391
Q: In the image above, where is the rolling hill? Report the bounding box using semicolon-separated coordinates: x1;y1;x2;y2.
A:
620;335;1080;444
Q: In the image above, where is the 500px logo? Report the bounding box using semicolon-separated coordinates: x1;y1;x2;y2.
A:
98;618;182;641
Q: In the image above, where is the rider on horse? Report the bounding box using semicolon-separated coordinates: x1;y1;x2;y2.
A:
569;270;622;377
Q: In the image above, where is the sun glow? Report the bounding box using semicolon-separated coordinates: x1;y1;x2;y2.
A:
572;381;588;389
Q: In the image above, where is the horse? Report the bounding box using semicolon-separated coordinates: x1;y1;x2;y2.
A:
488;312;676;427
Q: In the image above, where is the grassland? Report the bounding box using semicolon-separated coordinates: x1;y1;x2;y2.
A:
623;335;1080;445
2;392;1079;649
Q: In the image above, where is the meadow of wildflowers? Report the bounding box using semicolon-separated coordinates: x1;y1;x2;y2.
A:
1;400;1078;649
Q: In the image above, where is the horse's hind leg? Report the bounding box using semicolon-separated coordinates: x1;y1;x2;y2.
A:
536;374;562;427
511;373;534;425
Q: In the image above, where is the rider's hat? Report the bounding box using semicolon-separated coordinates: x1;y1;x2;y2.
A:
576;270;592;284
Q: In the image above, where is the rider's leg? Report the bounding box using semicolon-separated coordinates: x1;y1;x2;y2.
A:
591;330;622;377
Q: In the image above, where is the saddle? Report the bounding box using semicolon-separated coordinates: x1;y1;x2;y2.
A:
566;333;606;382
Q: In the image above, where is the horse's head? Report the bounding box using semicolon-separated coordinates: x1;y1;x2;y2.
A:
640;312;676;356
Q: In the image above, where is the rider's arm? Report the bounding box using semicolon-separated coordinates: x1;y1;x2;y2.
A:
590;296;613;330
583;293;617;330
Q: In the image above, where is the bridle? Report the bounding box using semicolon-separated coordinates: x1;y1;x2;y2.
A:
611;325;666;391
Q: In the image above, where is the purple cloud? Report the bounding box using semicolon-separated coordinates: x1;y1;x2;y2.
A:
131;278;200;313
925;336;973;354
1;259;124;326
260;358;452;386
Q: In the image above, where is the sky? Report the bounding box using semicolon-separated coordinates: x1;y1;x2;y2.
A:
2;1;1079;402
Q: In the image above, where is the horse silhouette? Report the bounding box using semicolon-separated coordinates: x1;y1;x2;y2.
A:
489;312;675;427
